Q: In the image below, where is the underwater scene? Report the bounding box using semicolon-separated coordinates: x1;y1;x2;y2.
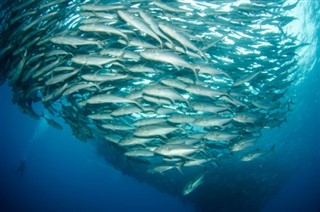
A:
0;0;319;211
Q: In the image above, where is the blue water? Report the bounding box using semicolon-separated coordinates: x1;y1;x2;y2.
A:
1;1;320;212
1;60;319;212
0;82;194;212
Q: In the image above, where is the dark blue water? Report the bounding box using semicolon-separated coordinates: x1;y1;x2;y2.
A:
261;63;320;212
1;1;320;212
1;60;319;212
0;82;194;212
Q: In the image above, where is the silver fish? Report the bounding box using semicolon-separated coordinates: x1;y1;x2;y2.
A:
183;171;205;196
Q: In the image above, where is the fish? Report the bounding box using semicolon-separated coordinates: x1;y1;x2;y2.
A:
159;23;205;58
127;65;157;73
233;112;259;124
190;101;232;114
193;116;232;127
79;93;142;108
22;11;59;32
7;51;27;85
134;124;178;137
251;100;277;110
148;165;182;175
100;49;140;61
183;171;206;196
233;71;262;87
241;141;274;162
230;136;257;152
45;68;80;85
45;49;70;58
80;4;125;12
38;0;68;10
195;64;231;78
71;55;118;67
111;106;142;117
42;83;69;102
104;135;121;144
203;131;239;142
152;1;187;13
32;59;62;79
182;158;218;168
184;85;228;99
50;35;102;48
87;113;113;120
164;42;203;59
79;24;129;42
154;144;201;157
140;49;198;81
142;95;172;105
160;78;187;90
118;37;158;49
125;149;155;158
117;10;163;46
101;123;135;131
81;73;129;82
134;117;167;127
138;10;174;47
62;82;100;96
0;0;301;200
119;136;155;147
167;136;200;146
241;150;265;162
43;116;63;130
143;84;189;105
167;114;197;124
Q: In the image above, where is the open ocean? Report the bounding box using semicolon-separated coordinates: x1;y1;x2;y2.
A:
1;0;319;211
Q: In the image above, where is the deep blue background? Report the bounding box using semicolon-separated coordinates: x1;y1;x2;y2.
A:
0;84;193;212
1;2;320;211
1;63;319;211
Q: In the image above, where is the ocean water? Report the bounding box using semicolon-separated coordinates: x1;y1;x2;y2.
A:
1;1;320;212
0;83;194;211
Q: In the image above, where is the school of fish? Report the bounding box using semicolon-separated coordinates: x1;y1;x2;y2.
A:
0;0;301;196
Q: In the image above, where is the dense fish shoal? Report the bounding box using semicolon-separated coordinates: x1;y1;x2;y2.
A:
0;0;303;210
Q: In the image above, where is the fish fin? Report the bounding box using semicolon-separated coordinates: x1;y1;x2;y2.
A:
140;143;148;149
97;41;104;49
199;148;208;158
179;127;189;136
167;63;178;72
158;138;166;144
134;101;145;111
186;99;192;111
176;165;183;175
201;35;226;51
95;82;103;91
199;51;208;63
110;62;126;69
209;158;220;168
121;45;129;52
170;41;176;51
160;135;168;140
117;51;126;62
